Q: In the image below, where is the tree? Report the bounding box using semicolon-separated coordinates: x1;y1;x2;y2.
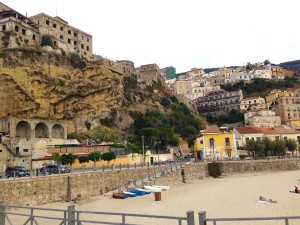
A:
88;151;102;161
101;152;116;165
160;97;170;107
41;35;53;47
274;139;286;156
78;156;89;164
262;137;275;156
61;153;77;167
285;139;298;156
52;152;60;163
264;60;271;65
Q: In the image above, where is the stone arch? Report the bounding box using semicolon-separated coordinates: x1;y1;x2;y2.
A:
16;121;31;139
35;122;49;138
52;124;64;139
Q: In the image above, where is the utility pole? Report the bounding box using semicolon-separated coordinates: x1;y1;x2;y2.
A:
142;136;145;163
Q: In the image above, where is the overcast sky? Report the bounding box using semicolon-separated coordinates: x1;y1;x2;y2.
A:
3;0;300;73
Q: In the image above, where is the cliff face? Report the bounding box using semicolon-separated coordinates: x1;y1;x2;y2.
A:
0;48;167;133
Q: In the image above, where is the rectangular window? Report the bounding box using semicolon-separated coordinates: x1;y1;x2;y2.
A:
74;32;77;37
32;34;36;40
53;23;56;28
68;38;71;44
225;137;230;146
245;138;250;143
257;137;261;141
275;136;280;140
87;38;89;42
86;46;89;51
46;20;49;25
60;26;63;31
81;44;84;49
23;149;29;152
15;25;19;32
284;137;287;141
2;25;6;31
68;30;71;35
22;29;26;35
209;138;214;147
200;140;203;144
74;41;77;45
60;35;64;40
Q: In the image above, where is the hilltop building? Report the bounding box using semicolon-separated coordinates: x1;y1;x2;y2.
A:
161;66;176;80
244;110;281;128
240;96;266;111
194;89;243;113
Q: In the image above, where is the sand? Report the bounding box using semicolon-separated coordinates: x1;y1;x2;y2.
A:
7;170;300;225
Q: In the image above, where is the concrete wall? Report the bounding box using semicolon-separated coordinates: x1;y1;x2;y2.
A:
0;159;299;206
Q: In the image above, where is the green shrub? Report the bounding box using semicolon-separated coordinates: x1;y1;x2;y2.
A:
208;162;223;178
70;53;86;69
41;35;53;47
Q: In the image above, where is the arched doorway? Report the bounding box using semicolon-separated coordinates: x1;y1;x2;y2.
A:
16;121;31;140
52;124;64;139
35;122;49;138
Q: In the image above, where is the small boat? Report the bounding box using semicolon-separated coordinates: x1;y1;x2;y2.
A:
136;188;151;194
130;189;146;196
112;192;128;199
123;191;138;197
152;185;170;191
143;185;162;192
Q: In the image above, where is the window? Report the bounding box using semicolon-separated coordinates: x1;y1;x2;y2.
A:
53;23;56;28
68;30;71;35
87;38;89;42
23;149;29;152
74;41;77;45
2;25;6;31
257;137;261;141
200;140;203;144
22;29;26;35
275;136;280;140
68;38;71;44
245;138;250;143
60;35;64;40
209;138;214;147
74;32;77;37
297;136;300;144
32;34;36;40
284;137;287;141
15;25;19;32
46;20;49;25
81;44;84;49
225;137;230;146
60;27;63;31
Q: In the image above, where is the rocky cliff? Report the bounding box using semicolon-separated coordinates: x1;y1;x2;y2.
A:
0;47;167;133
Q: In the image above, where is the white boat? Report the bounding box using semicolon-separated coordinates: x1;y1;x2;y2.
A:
136;188;152;194
143;185;162;192
152;185;170;191
122;191;137;197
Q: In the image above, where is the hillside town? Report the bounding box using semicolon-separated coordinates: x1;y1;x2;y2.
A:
0;1;299;174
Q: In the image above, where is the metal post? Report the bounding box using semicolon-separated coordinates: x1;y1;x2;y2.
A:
186;210;195;225
0;201;5;225
30;208;33;225
68;205;75;225
142;135;145;163
198;211;206;225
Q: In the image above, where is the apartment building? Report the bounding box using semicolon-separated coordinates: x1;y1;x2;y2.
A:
244;110;281;128
195;89;243;113
240;96;266;111
30;13;93;60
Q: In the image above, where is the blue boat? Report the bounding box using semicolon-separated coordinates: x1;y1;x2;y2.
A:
123;191;138;197
130;189;146;196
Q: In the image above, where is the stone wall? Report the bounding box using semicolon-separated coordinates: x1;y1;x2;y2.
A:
0;159;299;206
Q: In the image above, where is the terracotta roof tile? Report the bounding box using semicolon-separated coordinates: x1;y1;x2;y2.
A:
203;125;221;134
234;127;263;134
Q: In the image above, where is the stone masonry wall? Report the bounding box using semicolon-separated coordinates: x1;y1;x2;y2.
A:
0;159;299;206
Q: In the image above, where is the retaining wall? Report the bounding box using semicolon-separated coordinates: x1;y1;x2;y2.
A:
0;159;299;206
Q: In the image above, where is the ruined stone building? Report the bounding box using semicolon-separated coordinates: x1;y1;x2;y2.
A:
136;63;163;85
0;2;93;60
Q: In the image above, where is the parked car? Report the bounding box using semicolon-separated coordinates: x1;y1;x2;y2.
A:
5;166;30;178
45;164;70;174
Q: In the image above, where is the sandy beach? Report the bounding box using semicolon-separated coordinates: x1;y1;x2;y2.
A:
8;170;300;225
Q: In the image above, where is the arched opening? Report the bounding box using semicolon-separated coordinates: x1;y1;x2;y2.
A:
52;124;64;139
16;121;31;140
35;122;49;138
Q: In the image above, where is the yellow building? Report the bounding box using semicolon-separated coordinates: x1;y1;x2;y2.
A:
194;125;237;160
